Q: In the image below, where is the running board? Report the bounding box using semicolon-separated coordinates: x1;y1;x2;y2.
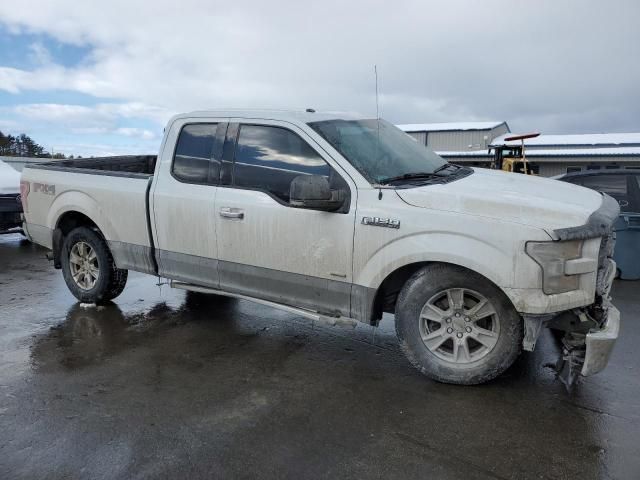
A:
170;281;358;327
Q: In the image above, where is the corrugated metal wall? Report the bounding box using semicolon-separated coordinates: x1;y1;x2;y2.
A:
407;132;427;145
427;130;492;151
538;163;569;177
423;124;508;152
491;123;510;140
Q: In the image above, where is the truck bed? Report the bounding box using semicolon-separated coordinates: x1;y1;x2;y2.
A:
31;155;157;178
22;156;157;273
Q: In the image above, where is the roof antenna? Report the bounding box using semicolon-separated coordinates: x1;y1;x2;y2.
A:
374;65;380;121
374;65;383;200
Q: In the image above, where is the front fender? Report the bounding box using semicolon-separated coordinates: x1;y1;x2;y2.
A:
355;231;514;291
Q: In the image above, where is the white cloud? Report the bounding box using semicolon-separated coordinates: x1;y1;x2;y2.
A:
0;118;19;131
114;127;155;140
9;102;169;129
28;42;52;66
2;102;163;155
14;103;97;122
0;0;639;141
50;141;157;158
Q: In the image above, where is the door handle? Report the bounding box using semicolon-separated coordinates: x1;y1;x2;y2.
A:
219;207;244;219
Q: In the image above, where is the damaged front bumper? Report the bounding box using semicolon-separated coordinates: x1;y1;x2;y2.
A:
554;300;620;386
581;303;620;376
547;194;621;387
553;257;620;386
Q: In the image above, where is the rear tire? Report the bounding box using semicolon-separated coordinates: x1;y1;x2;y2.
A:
395;264;522;385
60;226;128;303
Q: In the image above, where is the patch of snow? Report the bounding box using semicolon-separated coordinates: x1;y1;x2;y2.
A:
439;147;640;157
491;132;640;147
397;121;505;132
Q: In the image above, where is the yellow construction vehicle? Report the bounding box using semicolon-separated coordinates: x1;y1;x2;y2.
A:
488;132;540;175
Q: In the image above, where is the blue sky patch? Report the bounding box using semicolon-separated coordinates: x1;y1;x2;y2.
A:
0;24;91;69
0;90;109;107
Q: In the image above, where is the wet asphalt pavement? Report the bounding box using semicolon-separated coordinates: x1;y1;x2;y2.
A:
0;234;639;479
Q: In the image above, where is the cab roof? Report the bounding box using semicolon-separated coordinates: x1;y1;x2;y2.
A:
171;109;368;125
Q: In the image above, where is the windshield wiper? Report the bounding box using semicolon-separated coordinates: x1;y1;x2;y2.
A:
378;172;443;185
433;163;458;174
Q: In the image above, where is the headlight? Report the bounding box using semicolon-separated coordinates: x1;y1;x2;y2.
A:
526;240;585;294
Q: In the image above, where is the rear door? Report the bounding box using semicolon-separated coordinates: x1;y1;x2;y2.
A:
214;119;357;315
151;118;227;287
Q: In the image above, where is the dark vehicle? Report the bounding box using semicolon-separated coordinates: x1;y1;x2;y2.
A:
0;160;23;234
557;169;640;280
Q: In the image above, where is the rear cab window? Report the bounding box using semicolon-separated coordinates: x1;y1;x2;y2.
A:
172;123;220;184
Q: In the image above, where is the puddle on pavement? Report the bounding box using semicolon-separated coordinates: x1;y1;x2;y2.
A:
28;289;397;374
29;292;241;371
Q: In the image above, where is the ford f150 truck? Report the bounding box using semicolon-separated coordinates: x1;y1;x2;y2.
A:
21;110;620;386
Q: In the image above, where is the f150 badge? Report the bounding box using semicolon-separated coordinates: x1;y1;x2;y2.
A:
362;216;400;229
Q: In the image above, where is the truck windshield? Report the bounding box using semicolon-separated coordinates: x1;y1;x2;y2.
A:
308;118;448;184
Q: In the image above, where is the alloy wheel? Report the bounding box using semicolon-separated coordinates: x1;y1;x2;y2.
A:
419;288;500;364
69;241;100;290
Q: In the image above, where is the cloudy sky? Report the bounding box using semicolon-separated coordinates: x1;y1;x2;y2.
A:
0;0;639;157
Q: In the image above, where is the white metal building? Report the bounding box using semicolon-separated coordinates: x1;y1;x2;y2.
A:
397;121;510;152
398;123;640;177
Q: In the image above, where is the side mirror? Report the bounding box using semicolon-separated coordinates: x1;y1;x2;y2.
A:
289;175;345;211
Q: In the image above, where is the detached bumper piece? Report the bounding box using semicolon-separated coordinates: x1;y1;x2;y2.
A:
556;304;620;388
554;258;619;388
582;305;620;376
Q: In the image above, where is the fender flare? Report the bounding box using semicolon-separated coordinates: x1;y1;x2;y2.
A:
356;231;514;292
48;190;118;241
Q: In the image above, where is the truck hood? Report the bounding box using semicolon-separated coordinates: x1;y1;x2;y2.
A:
0;161;21;195
395;168;604;233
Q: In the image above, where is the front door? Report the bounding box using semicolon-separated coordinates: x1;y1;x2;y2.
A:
152;119;227;287
214;120;356;315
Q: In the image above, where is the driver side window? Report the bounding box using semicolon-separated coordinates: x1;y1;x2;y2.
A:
233;124;348;204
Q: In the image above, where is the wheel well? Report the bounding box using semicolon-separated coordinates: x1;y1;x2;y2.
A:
56;211;100;236
52;211;102;269
371;261;508;323
372;262;430;321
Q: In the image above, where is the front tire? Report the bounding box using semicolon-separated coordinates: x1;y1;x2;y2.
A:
395;264;522;385
60;226;128;303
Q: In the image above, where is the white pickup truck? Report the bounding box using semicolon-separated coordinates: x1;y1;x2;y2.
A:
21;110;620;385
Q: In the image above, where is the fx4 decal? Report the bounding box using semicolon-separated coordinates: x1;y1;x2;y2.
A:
33;183;56;195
